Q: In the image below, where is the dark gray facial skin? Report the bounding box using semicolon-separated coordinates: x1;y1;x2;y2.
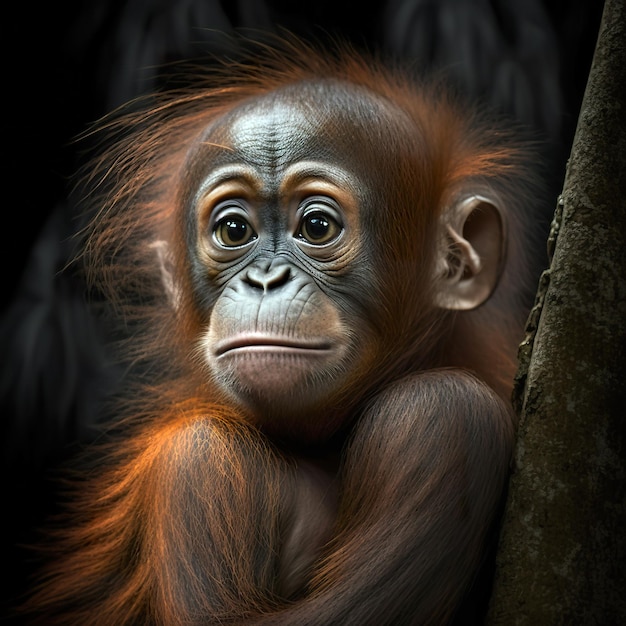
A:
180;81;422;439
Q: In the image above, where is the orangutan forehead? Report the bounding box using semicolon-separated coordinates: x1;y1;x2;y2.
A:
196;81;411;173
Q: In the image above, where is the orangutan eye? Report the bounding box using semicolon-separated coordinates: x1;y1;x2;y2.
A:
214;216;257;247
297;200;343;246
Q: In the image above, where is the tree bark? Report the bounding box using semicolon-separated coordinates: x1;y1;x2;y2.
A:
486;0;626;623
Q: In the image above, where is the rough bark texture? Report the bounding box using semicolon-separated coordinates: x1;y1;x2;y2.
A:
486;0;626;624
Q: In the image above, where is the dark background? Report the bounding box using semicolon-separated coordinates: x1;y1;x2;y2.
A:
1;0;605;621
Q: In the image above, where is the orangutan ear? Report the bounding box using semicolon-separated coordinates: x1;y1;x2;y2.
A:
434;195;506;311
150;240;182;309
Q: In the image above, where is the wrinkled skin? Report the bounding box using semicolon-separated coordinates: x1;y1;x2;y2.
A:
23;49;535;626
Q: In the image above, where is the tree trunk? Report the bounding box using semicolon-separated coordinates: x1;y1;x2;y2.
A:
486;0;626;623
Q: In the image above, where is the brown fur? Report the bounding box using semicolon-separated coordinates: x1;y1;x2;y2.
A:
21;36;539;625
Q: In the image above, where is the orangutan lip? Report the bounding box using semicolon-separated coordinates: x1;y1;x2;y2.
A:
215;336;332;357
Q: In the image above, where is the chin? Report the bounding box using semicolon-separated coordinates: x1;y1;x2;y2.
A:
210;349;351;437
